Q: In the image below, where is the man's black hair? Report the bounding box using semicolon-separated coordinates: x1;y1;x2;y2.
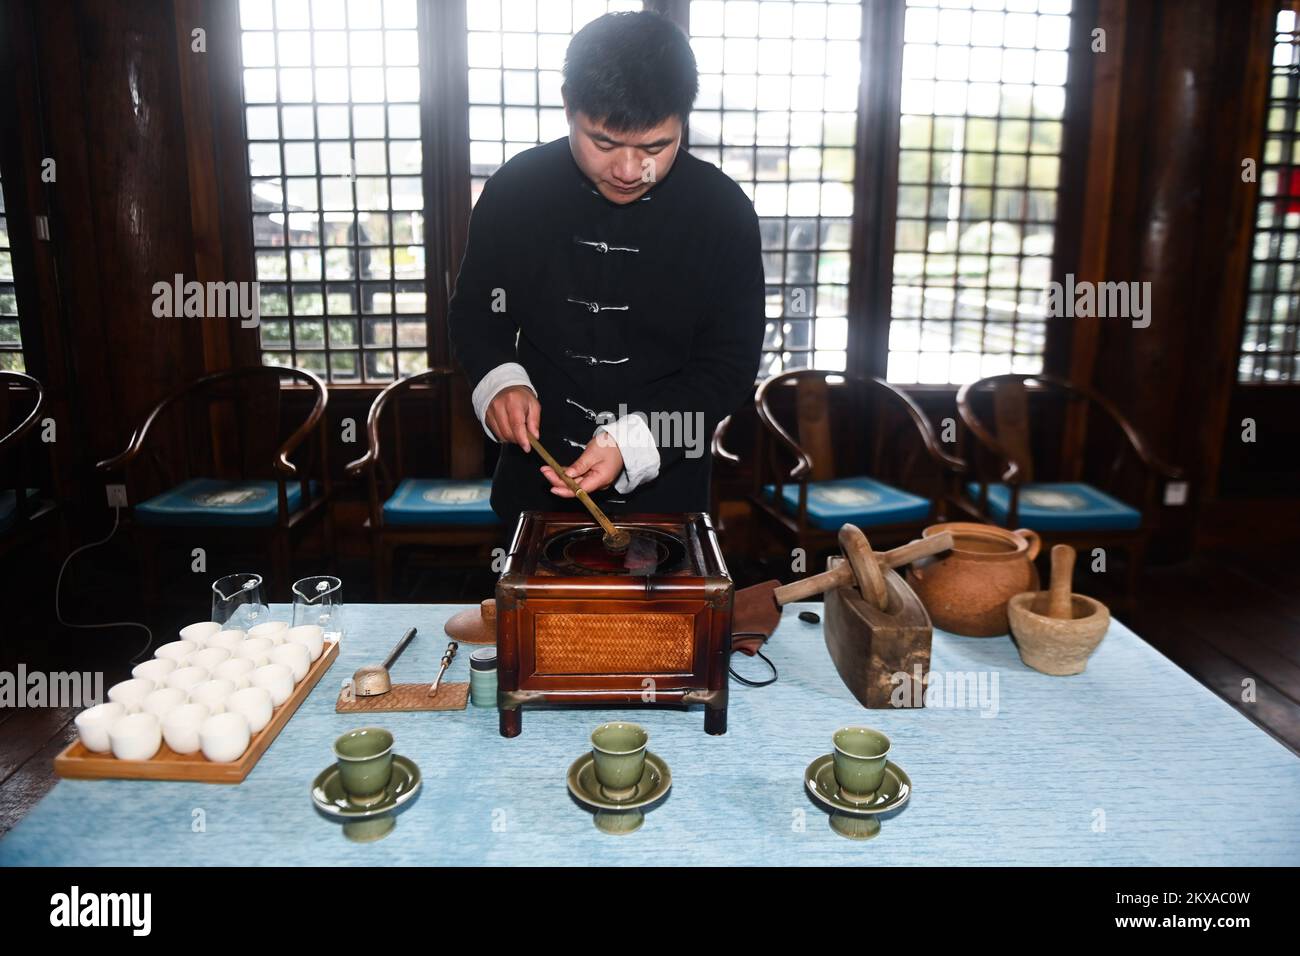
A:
563;11;699;132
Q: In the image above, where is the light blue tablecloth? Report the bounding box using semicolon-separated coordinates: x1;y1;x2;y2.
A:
3;603;1298;865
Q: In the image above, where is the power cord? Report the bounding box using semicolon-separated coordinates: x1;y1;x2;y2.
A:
54;505;154;663
729;631;778;687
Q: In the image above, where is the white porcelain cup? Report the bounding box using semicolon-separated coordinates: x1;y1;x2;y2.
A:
226;686;273;734
75;702;126;753
179;621;222;648
191;647;231;672
155;640;197;665
252;663;294;707
235;637;274;667
131;658;177;684
107;678;156;713
162;702;210;755
270;642;311;683
213;657;255;690
190;678;235;714
110;712;162;761
142;687;189;720
207;629;246;653
165;665;209;694
248;621;289;645
200;712;251;762
285;625;324;662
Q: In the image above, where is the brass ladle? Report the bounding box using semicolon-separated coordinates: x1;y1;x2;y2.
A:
530;435;630;551
350;626;417;698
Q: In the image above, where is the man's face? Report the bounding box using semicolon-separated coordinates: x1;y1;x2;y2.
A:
565;103;683;205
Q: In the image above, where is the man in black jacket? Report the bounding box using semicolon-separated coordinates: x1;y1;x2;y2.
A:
449;11;764;528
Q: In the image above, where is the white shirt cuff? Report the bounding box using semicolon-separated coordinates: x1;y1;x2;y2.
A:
471;363;535;441
595;413;660;494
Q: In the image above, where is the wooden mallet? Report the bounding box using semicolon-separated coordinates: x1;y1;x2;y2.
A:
732;525;955;645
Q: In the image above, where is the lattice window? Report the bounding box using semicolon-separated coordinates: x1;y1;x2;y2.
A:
0;169;23;372
239;0;427;383
1241;6;1300;384
887;0;1072;385
467;0;643;205
689;0;859;376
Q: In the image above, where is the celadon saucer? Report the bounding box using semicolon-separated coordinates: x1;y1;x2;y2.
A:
567;751;672;835
804;754;912;841
312;753;422;821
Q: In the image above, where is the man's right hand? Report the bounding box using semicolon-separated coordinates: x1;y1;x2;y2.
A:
485;385;540;452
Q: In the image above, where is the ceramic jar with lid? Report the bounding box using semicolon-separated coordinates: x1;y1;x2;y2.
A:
469;647;498;708
905;522;1041;637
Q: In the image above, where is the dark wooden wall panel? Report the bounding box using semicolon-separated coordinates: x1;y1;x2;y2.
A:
33;0;205;471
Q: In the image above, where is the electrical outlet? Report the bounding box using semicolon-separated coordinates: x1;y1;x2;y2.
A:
105;484;128;508
1163;481;1189;507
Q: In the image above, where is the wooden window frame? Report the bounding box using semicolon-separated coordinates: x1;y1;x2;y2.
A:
211;0;1096;397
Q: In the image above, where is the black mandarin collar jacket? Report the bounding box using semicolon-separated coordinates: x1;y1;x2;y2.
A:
449;137;764;526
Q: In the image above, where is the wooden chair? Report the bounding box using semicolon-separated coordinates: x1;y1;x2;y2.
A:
345;368;501;601
954;373;1183;596
96;366;332;600
0;371;59;557
749;369;965;567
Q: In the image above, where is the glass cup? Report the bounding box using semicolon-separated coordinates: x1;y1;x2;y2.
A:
211;573;269;631
292;575;344;643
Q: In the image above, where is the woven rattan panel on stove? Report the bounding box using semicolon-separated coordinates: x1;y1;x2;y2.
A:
533;613;694;673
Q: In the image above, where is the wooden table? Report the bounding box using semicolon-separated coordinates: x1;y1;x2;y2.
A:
2;603;1298;865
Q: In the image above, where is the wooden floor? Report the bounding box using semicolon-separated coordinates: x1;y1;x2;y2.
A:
2;542;1298;839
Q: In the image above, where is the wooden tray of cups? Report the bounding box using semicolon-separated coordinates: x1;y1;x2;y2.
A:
53;638;339;784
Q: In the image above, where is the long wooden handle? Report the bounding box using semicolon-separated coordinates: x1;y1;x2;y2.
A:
381;627;417;670
1047;544;1075;619
530;435;621;541
772;531;955;605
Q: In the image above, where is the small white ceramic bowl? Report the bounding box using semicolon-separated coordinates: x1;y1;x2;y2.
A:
285;625;324;662
75;702;126;753
141;687;189;720
252;663;294;707
190;678;235;715
179;621;222;648
162;702;210;755
107;678;156;713
155;640;197;665
248;621;289;645
225;686;273;734
207;629;245;653
110;712;162;761
190;647;231;672
213;657;255;690
165;665;209;694
269;642;311;683
235;637;274;668
200;712;251;762
131;658;177;684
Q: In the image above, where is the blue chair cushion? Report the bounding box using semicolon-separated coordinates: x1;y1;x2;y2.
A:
382;478;497;527
135;478;317;528
968;481;1142;532
763;476;931;531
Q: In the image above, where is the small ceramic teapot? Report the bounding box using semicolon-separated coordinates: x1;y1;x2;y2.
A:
905;522;1041;637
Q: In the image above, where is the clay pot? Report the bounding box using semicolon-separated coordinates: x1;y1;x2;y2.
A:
905;522;1041;637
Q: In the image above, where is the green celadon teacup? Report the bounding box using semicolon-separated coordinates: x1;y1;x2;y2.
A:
334;726;394;806
832;726;890;800
590;722;648;796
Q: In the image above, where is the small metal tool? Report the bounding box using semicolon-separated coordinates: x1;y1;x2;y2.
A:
428;640;459;697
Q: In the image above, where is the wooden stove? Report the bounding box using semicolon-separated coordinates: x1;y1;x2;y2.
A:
495;512;734;737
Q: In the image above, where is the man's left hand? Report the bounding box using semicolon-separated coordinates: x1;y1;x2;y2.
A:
540;432;624;497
